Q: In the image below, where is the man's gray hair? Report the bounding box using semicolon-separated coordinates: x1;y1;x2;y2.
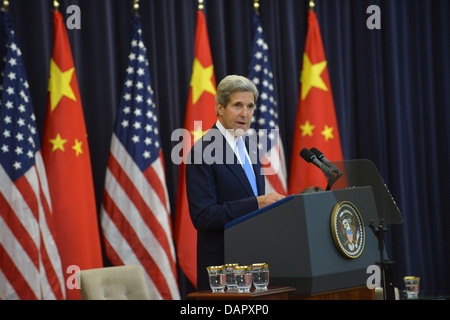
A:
215;75;258;112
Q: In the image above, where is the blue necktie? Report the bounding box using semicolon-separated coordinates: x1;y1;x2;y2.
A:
236;137;258;196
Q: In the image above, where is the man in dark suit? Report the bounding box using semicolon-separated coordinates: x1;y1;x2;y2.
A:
186;75;285;291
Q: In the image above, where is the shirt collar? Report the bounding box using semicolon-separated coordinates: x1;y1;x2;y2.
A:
216;119;239;150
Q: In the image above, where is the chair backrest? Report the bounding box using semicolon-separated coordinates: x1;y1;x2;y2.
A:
79;265;150;300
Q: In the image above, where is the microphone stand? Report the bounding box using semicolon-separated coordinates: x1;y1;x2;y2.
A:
369;219;396;300
325;169;343;191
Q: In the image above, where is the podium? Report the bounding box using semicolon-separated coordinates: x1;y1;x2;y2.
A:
224;186;381;296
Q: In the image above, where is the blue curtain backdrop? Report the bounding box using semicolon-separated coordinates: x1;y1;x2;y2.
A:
2;0;449;298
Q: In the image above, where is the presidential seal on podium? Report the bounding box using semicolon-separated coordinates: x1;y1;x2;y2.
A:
331;201;365;258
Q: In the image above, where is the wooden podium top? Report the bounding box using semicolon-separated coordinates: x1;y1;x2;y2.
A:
187;286;296;300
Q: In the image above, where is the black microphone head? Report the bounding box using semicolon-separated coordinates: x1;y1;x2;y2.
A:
300;148;316;163
310;147;323;158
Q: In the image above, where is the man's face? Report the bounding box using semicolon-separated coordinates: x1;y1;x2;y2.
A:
217;91;255;135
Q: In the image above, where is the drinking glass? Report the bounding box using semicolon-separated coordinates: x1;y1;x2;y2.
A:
234;265;252;293
403;276;420;299
224;263;239;292
252;263;269;290
206;265;226;293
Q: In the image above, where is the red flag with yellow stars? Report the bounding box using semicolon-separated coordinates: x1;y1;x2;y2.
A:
288;9;344;194
41;11;103;300
174;9;217;289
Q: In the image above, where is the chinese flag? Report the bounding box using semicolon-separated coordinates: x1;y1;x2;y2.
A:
288;9;344;194
174;9;217;289
42;11;103;300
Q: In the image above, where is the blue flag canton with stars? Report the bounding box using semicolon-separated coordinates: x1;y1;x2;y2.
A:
0;12;40;182
115;15;162;172
248;12;280;154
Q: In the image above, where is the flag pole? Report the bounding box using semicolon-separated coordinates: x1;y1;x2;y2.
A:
309;0;315;11
198;0;204;10
254;0;260;14
53;0;59;11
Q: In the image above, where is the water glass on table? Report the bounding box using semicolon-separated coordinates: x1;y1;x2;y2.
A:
234;265;252;293
224;263;239;292
252;263;269;290
207;265;226;293
403;276;420;299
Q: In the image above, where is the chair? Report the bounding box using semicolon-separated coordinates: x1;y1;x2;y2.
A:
374;287;400;300
78;265;150;300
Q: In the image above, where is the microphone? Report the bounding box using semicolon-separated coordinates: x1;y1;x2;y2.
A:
310;147;343;176
300;147;344;190
299;148;336;180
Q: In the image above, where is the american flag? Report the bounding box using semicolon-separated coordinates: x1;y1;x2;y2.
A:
100;14;180;300
0;11;65;300
248;12;288;195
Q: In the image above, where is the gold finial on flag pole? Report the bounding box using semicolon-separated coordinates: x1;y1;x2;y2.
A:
309;0;315;10
198;0;204;10
53;0;59;11
2;0;9;12
254;0;260;13
133;0;139;14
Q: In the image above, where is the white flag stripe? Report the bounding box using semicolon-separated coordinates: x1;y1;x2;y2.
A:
278;142;287;181
151;156;172;213
0;269;19;300
39;260;57;300
34;152;52;212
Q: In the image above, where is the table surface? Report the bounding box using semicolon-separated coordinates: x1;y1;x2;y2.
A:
187;286;296;300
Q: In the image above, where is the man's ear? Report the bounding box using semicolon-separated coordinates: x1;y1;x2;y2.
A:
216;103;224;117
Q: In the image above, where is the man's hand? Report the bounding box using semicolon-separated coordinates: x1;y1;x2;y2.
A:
256;192;286;209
